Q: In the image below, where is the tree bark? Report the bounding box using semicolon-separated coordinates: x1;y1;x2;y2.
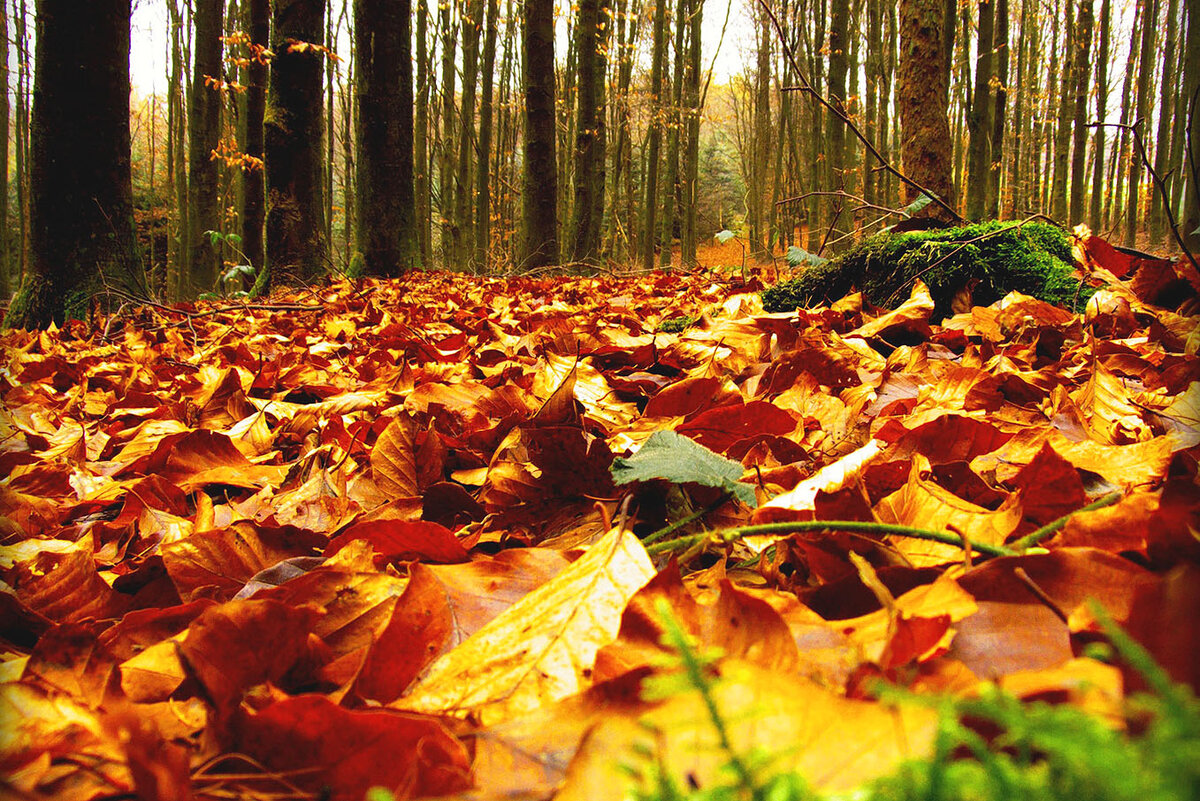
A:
1183;0;1200;252
1049;0;1075;221
242;0;268;274
265;0;328;285
354;0;415;277
1068;0;1093;225
571;0;609;266
521;0;558;268
187;0;224;297
6;0;137;328
1089;0;1110;229
414;0;431;267
1150;0;1180;243
453;0;482;267
641;0;668;270
474;0;499;268
680;0;703;266
825;0;849;247
1125;0;1157;244
898;0;956;218
966;0;994;220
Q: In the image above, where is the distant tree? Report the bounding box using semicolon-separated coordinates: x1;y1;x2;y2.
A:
826;0;849;245
0;1;8;297
1089;0;1111;230
187;0;224;297
354;0;415;276
898;0;956;218
987;0;1008;218
641;0;668;270
1126;0;1157;245
475;0;499;268
264;0;327;286
1068;0;1093;225
966;0;993;220
6;0;139;328
521;0;558;268
1184;0;1200;252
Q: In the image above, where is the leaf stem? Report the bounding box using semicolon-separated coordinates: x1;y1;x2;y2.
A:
1009;491;1122;551
640;492;733;545
646;520;1019;558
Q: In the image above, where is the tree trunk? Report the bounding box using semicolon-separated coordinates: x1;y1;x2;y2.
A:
437;0;457;265
453;0;482;267
6;0;137;328
0;1;8;296
1183;0;1200;252
1110;1;1140;229
571;0;609;266
354;0;415;277
1150;0;1180;243
1089;0;1110;229
187;0;224;297
1068;0;1093;225
825;0;849;247
987;0;1008;217
680;0;703;267
1125;0;1157;244
241;0;268;274
1049;0;1075;221
521;0;558;268
966;0;994;220
660;0;687;266
265;0;327;285
898;0;956;217
414;0;431;267
641;0;668;270
473;0;498;269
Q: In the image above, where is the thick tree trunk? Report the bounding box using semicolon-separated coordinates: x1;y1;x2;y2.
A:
187;0;223;297
1089;0;1110;229
354;0;415;277
1049;0;1075;221
521;0;558;268
571;0;609;266
265;0;327;285
966;0;993;220
898;0;956;218
1068;0;1093;225
7;0;137;328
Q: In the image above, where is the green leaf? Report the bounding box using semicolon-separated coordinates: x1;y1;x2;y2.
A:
610;430;757;507
205;229;223;247
714;229;736;244
900;192;934;217
785;244;828;268
225;233;243;247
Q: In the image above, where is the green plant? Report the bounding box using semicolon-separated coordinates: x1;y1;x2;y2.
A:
658;314;701;333
197;229;258;300
628;603;1200;801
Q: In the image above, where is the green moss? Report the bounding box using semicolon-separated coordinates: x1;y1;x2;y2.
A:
762;221;1094;319
658;314;700;333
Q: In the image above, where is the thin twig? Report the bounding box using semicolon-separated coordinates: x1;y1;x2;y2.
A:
1008;491;1122;551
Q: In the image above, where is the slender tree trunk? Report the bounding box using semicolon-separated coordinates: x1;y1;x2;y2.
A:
660;0;687;266
0;1;8;296
474;0;499;269
521;0;558;267
571;0;609;266
187;0;224;297
414;0;431;267
642;0;668;270
1110;2;1139;229
453;0;482;267
1006;0;1028;217
1068;0;1093;224
1150;0;1180;243
1183;0;1200;252
354;0;415;276
898;0;956;217
265;0;328;284
966;0;994;219
825;0;849;247
987;0;1008;217
438;0;457;265
680;0;703;266
7;0;137;328
1089;0;1110;229
1126;0;1157;244
241;0;267;274
1049;0;1075;221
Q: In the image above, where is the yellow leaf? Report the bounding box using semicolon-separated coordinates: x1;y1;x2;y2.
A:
392;528;655;725
370;412;419;497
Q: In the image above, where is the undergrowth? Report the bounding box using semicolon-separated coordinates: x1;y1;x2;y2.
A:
623;603;1200;801
762;221;1094;320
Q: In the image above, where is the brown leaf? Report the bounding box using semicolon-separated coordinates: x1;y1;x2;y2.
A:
371;411;420;496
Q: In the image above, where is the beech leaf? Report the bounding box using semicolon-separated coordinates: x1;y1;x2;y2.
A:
610;430;757;507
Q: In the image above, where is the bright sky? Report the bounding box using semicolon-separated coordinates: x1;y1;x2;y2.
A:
129;0;752;97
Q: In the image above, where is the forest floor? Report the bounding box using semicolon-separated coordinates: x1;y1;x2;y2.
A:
1;237;1198;800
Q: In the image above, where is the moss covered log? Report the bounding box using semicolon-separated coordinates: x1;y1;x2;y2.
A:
763;221;1094;319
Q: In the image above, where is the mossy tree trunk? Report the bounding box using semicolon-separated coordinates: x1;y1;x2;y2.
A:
264;0;327;287
354;0;415;277
898;0;956;219
6;0;137;329
186;0;223;297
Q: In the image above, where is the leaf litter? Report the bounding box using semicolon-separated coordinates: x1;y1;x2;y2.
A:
0;256;1198;800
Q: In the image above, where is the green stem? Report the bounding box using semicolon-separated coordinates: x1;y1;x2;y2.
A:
641;492;732;545
646;520;1019;558
1009;491;1122;551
